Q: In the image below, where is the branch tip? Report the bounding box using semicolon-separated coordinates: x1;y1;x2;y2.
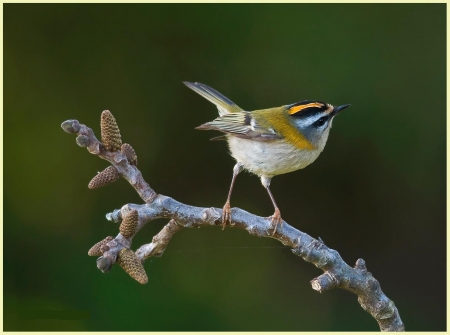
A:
311;272;339;293
96;256;112;273
61;119;80;134
106;209;122;223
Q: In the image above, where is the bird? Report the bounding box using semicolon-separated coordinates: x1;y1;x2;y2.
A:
184;82;350;235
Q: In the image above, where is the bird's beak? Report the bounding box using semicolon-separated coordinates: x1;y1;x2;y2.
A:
331;104;351;117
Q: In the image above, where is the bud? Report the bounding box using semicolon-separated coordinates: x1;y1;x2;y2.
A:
88;236;114;256
355;258;367;271
106;209;122;223
117;248;148;284
120;209;138;238
61;120;81;134
97;256;112;273
100;110;122;151
121;143;138;166
76;135;90;147
88;166;119;189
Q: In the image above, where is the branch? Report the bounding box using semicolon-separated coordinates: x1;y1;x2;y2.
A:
61;113;405;332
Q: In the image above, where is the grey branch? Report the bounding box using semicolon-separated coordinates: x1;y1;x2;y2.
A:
61;116;405;332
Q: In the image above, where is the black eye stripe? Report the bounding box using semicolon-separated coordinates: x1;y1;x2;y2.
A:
313;116;329;128
291;107;329;119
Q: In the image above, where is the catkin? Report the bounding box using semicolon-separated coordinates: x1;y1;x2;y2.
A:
101;110;122;151
117;248;148;284
121;143;138;166
120;209;139;238
88;166;119;189
88;236;114;256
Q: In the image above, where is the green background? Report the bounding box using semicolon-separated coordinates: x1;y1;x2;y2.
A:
4;4;446;331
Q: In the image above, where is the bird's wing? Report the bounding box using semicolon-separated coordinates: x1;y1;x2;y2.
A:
196;112;281;141
184;82;243;116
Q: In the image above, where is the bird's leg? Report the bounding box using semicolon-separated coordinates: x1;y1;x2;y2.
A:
261;176;283;236
266;188;283;236
222;163;243;230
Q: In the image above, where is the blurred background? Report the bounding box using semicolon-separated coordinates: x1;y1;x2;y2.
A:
4;3;446;331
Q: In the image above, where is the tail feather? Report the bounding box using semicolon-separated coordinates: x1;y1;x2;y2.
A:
195;123;214;130
184;82;243;116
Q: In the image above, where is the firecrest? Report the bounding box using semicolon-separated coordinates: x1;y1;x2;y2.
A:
184;82;350;235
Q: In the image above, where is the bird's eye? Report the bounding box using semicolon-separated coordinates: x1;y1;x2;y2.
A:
314;117;328;128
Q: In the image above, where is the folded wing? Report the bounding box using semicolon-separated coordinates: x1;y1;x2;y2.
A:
196;112;281;141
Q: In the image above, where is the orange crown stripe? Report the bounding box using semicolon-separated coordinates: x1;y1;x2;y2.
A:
288;103;324;115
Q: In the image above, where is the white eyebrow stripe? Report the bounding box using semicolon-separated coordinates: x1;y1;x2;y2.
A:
295;112;328;127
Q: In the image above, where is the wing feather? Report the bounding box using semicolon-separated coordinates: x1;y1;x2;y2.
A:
196;112;281;141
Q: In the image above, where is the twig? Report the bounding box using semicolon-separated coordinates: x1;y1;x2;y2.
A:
61;112;405;331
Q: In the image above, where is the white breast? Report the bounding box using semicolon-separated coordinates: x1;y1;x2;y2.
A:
227;134;328;178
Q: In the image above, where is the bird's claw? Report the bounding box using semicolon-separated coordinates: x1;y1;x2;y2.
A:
222;201;231;230
269;207;283;236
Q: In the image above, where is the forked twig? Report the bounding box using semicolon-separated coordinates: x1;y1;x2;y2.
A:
61;111;404;331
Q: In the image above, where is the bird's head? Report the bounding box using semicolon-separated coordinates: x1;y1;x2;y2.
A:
286;100;351;145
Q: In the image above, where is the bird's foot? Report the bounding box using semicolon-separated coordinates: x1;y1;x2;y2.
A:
269;208;283;236
222;201;231;230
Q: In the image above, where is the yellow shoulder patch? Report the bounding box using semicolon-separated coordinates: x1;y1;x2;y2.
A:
261;109;316;151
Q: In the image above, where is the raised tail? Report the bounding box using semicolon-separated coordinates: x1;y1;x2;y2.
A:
183;82;244;116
